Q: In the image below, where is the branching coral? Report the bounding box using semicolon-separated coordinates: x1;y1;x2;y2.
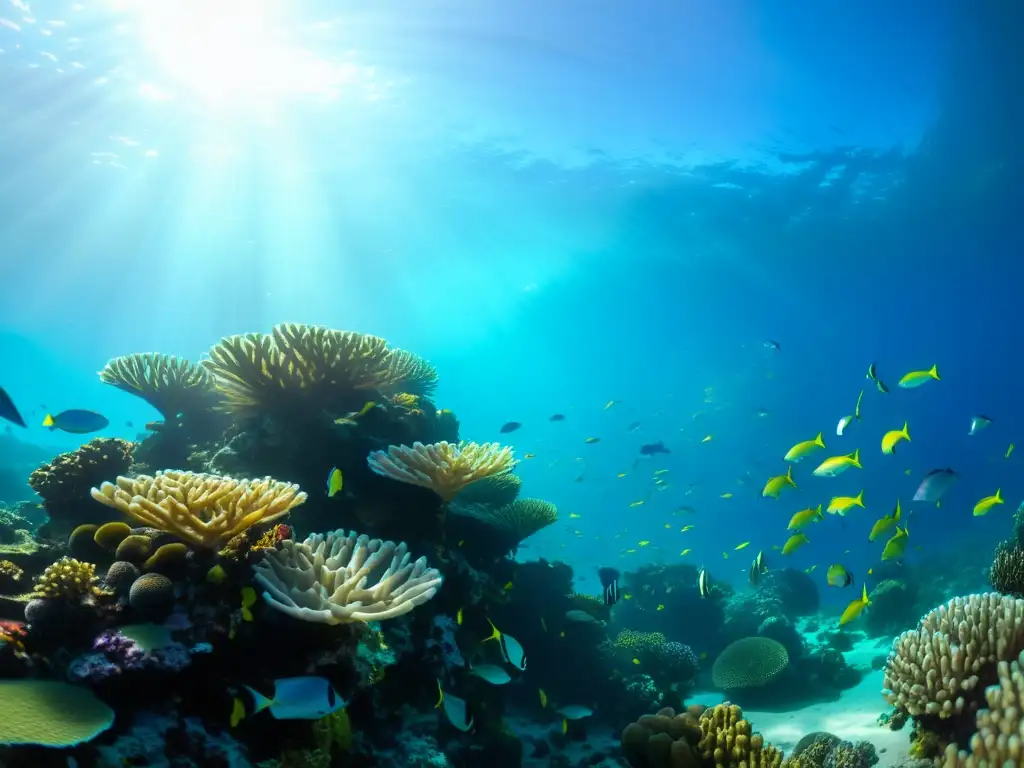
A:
941;650;1024;766
883;593;1024;718
367;441;517;502
252;529;442;624
90;470;307;550
201;323;436;416
99;353;216;421
29;438;135;508
32;557;97;600
712;637;790;690
989;541;1024;597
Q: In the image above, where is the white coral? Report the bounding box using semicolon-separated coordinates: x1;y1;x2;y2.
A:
252;530;442;624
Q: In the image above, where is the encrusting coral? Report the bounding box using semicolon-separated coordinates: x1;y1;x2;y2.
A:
367;440;518;502
99;352;217;422
712;637;790;691
252;529;443;624
883;593;1024;718
90;470;307;550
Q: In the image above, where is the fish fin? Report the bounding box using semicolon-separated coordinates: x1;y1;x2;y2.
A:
244;685;273;715
786;465;795;485
815;504;823;520
929;364;939;379
996;488;1003;502
851;448;861;467
481;618;501;643
855;490;864;506
814;432;824;448
42;414;54;427
902;422;910;439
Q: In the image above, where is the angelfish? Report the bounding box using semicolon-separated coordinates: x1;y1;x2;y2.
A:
482;619;527;670
241;677;345;721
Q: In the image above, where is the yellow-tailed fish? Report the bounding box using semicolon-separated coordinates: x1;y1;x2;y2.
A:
881;422;911;455
827;490;865;516
973;489;1004;517
657;604;665;611
638;540;650;547
697;568;709;597
721;492;734;499
898;364;939;389
868;499;901;542
839;584;871;625
617;472;628;478
735;541;750;551
784;432;826;462
782;532;809;555
812;448;862;477
1007;443;1015;459
788;504;824;530
881;526;909;561
701;435;713;443
763;466;796;498
681;525;695;532
503;581;514;592
826;563;854;588
604;400;617;410
325;467;343;497
456;607;464;626
632;657;641;665
680;548;692;556
539;689;548;708
569;513;581;519
629;500;645;508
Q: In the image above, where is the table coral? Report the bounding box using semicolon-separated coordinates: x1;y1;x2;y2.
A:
99;352;217;422
367;440;518;502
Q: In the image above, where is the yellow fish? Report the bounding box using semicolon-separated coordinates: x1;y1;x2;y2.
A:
325;467;343;498
604;400;618;410
456;607;464;626
881;422;911;455
881;526;909;561
569;513;581;519
722;552;729;559
629;500;645;508
664;524;671;529
839;584;871;625
784;432;826;462
539;689;548;708
1007;444;1015;459
584;437;601;444
701;435;713;443
657;604;665;611
782;532;809;555
898;364;940;389
827;490;865;516
632;658;641;665
973;489;1004;517
230;697;246;728
240;586;257;622
854;389;864;420
524;453;536;459
503;581;514;592
735;541;750;551
812;448;862;477
654;469;670;475
763;466;797;498
720;492;734;499
617;472;628;478
868;499;902;542
788;504;824;530
681;525;695;532
638;540;650;547
680;548;692;556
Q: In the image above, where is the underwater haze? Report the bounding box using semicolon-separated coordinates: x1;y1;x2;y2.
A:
0;1;1023;767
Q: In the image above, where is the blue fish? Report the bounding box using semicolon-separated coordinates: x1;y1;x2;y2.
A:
243;676;345;720
42;409;109;434
0;387;25;428
436;680;473;731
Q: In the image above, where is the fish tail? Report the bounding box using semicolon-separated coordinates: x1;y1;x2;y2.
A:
996;488;1003;502
929;364;940;380
785;465;795;486
902;422;910;439
855;490;865;507
481;618;501;643
814;432;824;448
815;504;823;521
42;413;54;428
244;685;273;715
851;448;861;467
435;680;444;709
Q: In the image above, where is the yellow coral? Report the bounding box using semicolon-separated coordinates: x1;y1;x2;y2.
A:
698;703;784;768
367;441;517;502
32;557;97;600
91;471;307;550
0;559;24;588
613;629;666;653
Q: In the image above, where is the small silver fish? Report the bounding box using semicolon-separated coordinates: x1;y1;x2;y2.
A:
969;415;992;436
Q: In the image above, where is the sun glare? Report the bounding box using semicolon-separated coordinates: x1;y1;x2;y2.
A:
132;0;346;106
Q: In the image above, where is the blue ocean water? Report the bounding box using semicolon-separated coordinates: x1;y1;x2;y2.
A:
0;0;1020;648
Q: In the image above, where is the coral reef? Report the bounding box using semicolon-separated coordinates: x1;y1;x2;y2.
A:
712;637;790;691
91;470;307;549
368;440;518;502
30;438;135;539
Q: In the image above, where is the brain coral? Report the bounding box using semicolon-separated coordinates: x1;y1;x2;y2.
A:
713;637;790;690
883;593;1024;718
